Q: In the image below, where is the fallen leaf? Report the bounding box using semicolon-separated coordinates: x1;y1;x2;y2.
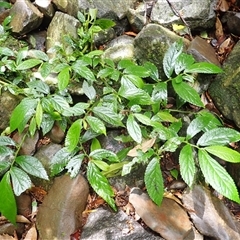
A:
0;234;17;240
215;17;224;40
218;0;229;12
23;224;37;240
16;215;31;224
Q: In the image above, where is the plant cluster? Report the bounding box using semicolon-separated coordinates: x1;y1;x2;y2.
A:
1;9;240;225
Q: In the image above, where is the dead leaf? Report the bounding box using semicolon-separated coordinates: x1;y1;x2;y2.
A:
23;224;37;240
0;234;17;240
218;0;230;12
215;17;224;40
163;192;183;207
127;138;156;157
16;215;31;224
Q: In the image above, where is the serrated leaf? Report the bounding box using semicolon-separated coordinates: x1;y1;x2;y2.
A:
87;162;116;210
134;113;152;126
15;155;49;180
162;136;184;152
184;62;223;74
10;167;32;196
127;114;142;143
0;136;16;146
27;80;50;95
82;80;96;100
179;145;195;187
66;154;84;178
123;65;150;78
89;149;119;163
65;119;82;152
41;114;55;136
122;74;144;88
197;128;240;146
58;66;70;91
143;61;159;81
198;149;240;203
175;53;195;74
151;82;167;103
62;102;88;117
86;116;106;135
39;61;52;78
16;59;42;70
204;145;240;163
36;101;43;128
50;147;74;176
72;65;96;84
144;157;164;205
93;106;123;127
97;67;114;79
172;79;204;107
0;173;17;224
163;39;183;78
27;50;49;61
10;98;38;133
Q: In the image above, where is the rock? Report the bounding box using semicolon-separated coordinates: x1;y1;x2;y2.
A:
46;11;80;58
27;30;47;51
134;23;190;80
9;0;43;35
93;28;116;47
36;174;89;240
35;0;55;19
208;40;240;128
129;188;201;240
81;207;164;240
0;91;22;133
151;0;217;30
46;122;65;143
33;143;62;190
102;35;135;61
227;162;240;189
225;11;240;36
12;129;39;155
16;193;32;217
187;36;220;67
182;185;240;240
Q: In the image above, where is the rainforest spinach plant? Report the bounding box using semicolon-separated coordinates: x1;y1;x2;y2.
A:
1;9;240;224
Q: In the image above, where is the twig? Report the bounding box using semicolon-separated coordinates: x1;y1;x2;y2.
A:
165;0;193;40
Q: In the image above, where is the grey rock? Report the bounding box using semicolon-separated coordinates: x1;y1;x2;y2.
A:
134;23;190;80
208;40;240;128
93;28;116;47
46;11;80;58
182;185;240;240
36;174;89;240
225;11;240;36
0;91;22;133
81;207;163;240
9;0;43;35
27;30;47;51
227;162;240;189
151;0;217;30
35;0;55;19
129;188;201;240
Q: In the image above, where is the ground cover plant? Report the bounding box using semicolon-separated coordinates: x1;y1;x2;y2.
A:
0;9;240;225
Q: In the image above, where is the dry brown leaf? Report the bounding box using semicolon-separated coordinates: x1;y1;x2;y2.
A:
163;192;183;207
127;138;156;157
23;224;37;240
218;0;230;12
215;17;224;40
218;37;232;54
16;215;31;224
0;234;17;240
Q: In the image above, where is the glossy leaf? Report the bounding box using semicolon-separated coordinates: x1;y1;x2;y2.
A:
0;173;17;224
143;61;159;81
86;116;106;135
197;128;240;146
144;157;164;205
127;114;142;143
15;155;49;180
134;113;152;126
27;50;49;61
123;65;150;78
16;59;42;70
58;66;70;91
204;145;240;163
10;167;32;196
66;154;84;178
151;82;167;103
62;102;88;117
65;119;82;152
0;136;16;146
0;47;14;56
72;65;96;84
87;162;116;210
175;53;195;74
82;80;96;100
184;62;223;74
179;145;195;187
163;39;183;78
172;78;204;107
122;74;144;88
89;149;119;163
198;149;240;203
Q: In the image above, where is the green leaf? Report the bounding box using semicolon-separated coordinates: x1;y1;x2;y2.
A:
97;67;114;79
0;136;16;146
10;167;32;196
86;116;106;135
127;114;142;143
65;119;82;152
123;65;150;78
0;47;14;56
72;64;96;84
184;62;223;74
179;145;195;187
90;138;101;152
50;147;74;176
27;50;49;61
92;160;109;171
27;80;50;95
143;61;159;81
198;149;240;203
39;62;52;78
93;106;123;127
204;145;240;163
162;136;184;152
36;101;43;128
134;113;152;126
95;18;115;29
89;149;119;163
41;114;55;136
0;173;17;224
157;111;178;122
144;157;164;205
58;66;70;91
197;128;240;146
163;39;183;78
15;155;49;180
82;80;96;100
175;53;195;74
122;74;144;88
172;78;204;107
16;59;43;70
87;162;116;210
10;98;38;133
151;82;167;103
62;102;89;117
29;117;37;137
66;154;84;178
